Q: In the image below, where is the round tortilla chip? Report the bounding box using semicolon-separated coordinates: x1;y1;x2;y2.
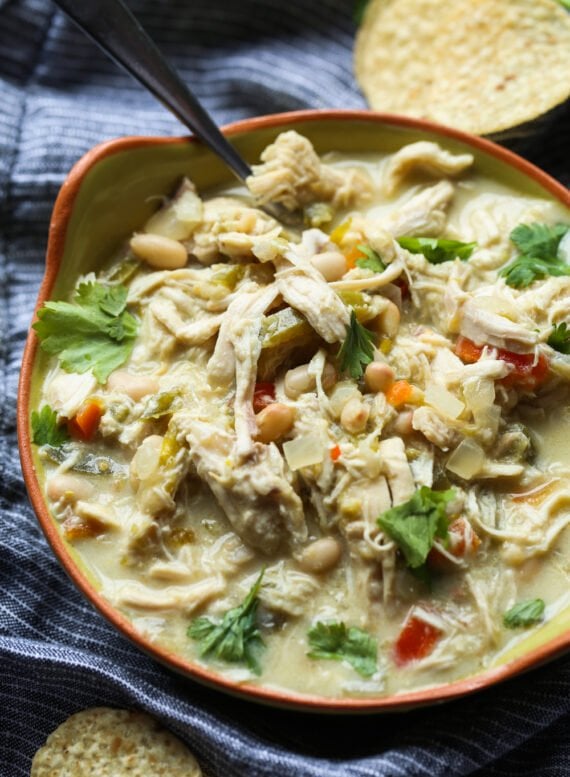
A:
30;707;203;777
355;0;570;136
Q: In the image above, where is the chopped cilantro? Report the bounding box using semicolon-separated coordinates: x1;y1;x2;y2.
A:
397;237;476;264
511;222;568;260
338;310;375;379
31;405;69;447
378;487;455;571
307;621;377;677
33;282;138;383
187;570;265;674
500;222;570;288
547;322;570;354
355;244;385;273
503;598;545;629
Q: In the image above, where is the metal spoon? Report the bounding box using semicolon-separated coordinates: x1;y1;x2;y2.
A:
52;0;296;223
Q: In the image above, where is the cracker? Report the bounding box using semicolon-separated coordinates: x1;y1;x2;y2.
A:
30;707;203;777
355;0;570;135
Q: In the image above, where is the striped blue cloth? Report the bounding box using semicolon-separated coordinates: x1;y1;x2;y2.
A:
1;1;569;775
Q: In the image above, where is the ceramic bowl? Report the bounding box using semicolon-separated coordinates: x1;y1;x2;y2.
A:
18;110;570;712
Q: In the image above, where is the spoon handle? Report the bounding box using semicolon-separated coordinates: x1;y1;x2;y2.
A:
52;0;252;183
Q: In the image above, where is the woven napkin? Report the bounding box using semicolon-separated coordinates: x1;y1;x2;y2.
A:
1;1;569;775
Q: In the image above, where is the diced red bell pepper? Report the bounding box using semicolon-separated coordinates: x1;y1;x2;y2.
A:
455;336;484;364
68;399;103;442
394;609;443;666
498;350;548;391
455;336;548;391
428;517;481;572
330;444;342;462
253;382;276;413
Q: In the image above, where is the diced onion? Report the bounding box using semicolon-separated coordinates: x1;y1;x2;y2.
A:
424;383;465;419
473;404;501;435
283;434;325;471
173;189;203;226
463;377;495;413
144;190;203;240
462;377;500;431
131;435;163;480
445;439;485;480
328;381;360;418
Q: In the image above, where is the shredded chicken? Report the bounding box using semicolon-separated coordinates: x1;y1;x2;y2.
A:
184;418;306;554
377;181;455;238
383;141;474;194
247;130;371;211
459;296;538;352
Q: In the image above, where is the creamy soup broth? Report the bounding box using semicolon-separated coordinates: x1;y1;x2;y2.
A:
32;132;570;698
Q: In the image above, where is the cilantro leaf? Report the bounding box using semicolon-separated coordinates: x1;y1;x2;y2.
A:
500;222;570;288
307;621;377;677
378;487;455;570
503;598;545;629
547;323;570;354
31;405;69;447
499;256;564;288
33;282;138;383
355;244;385;273
397;237;476;264
510;223;568;260
187;570;265;674
75;282;128;317
338;310;375;379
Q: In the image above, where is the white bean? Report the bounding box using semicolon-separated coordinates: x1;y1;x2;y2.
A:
322;363;337;391
310;251;347;282
298;537;342;573
107;371;159;402
47;474;94;504
340;395;370;434
364;362;394;394
255;403;295;444
130;233;187;270
284;365;315;399
284;363;337;399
